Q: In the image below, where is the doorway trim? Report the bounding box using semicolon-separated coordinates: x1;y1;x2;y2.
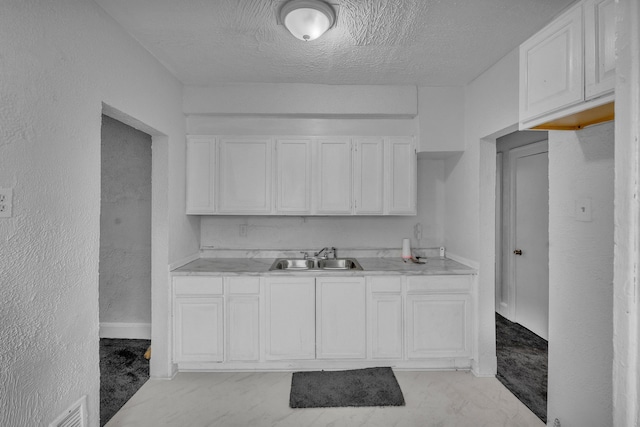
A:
101;102;170;378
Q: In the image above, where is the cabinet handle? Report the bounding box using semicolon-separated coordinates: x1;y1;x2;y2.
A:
513;249;523;255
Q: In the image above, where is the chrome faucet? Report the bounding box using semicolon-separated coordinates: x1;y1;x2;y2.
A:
314;247;337;259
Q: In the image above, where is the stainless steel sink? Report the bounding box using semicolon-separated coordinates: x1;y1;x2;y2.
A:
317;258;363;270
269;259;315;270
268;258;363;271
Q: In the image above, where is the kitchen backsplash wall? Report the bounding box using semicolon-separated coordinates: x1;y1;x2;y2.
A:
200;157;445;250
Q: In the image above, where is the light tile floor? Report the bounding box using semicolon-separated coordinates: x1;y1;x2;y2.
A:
105;370;544;427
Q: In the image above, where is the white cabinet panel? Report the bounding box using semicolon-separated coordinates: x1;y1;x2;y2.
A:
316;277;366;359
218;137;272;213
316;138;352;214
519;4;584;122
354;138;384;215
226;296;260;362
174;297;224;362
368;276;403;359
264;277;316;360
406;294;471;359
226;276;260;362
387;137;416;215
186;136;216;214
585;0;615;99
275;138;312;214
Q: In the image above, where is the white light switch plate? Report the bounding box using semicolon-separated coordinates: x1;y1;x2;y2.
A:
575;198;592;222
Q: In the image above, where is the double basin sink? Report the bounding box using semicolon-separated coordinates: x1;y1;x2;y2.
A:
269;258;363;271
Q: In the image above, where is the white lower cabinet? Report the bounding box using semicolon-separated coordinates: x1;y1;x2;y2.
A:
316;277;366;359
173;276;224;363
172;273;474;369
264;277;316;360
368;276;403;359
225;277;260;362
406;276;472;359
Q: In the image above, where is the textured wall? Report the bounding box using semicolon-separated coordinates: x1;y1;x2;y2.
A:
546;122;614;426
0;1;192;426
100;115;152;327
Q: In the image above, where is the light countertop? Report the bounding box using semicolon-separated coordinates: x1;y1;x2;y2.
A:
172;257;476;276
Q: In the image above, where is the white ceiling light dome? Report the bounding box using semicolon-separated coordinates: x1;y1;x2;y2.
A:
279;0;336;41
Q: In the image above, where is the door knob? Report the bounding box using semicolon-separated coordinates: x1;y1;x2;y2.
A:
513;249;523;255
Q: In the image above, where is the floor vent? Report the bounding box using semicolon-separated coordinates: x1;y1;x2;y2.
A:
49;395;87;427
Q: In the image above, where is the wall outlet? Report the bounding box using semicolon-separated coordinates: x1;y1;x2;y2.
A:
0;188;12;218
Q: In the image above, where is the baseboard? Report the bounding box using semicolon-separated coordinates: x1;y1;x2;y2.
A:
446;252;480;270
99;322;151;339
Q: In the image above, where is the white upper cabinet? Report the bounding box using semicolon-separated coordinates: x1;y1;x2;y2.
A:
316;138;353;215
519;0;615;130
185;135;417;216
353;138;384;215
186;136;216;214
275;138;312;215
218;137;272;214
584;0;615;99
520;4;584;123
387;137;417;215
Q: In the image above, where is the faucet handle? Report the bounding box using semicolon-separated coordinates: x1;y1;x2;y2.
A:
300;251;309;259
331;247;337;259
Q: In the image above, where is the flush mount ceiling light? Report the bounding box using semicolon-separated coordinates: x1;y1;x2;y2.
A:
279;0;336;41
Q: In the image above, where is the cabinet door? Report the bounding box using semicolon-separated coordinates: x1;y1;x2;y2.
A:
585;0;615;99
316;138;352;214
353;138;384;215
519;4;584;122
225;276;261;362
316;277;366;359
406;294;471;359
275;138;312;214
386;137;416;215
174;297;224;362
368;276;403;359
218;137;272;214
264;277;316;360
186;136;216;214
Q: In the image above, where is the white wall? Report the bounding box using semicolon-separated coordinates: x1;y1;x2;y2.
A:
0;1;196;426
418;86;465;153
612;0;640;424
100;115;152;335
443;48;520;376
547;122;614;426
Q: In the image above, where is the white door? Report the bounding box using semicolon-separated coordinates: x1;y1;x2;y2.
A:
185;136;216;214
174;297;224;362
316;277;366;359
353;137;384;215
264;277;316;360
218;137;272;213
275;138;312;214
316;138;352;214
510;142;549;339
386;137;417;215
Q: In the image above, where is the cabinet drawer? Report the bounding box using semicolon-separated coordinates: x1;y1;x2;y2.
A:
226;276;260;294
174;276;223;295
407;275;471;293
369;276;402;293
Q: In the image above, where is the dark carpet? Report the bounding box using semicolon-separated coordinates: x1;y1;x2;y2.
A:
100;338;150;426
495;313;548;423
289;367;405;408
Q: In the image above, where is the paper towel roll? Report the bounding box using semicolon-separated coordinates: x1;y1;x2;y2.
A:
402;238;411;259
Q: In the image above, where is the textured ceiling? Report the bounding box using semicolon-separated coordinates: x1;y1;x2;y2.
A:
95;0;576;86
